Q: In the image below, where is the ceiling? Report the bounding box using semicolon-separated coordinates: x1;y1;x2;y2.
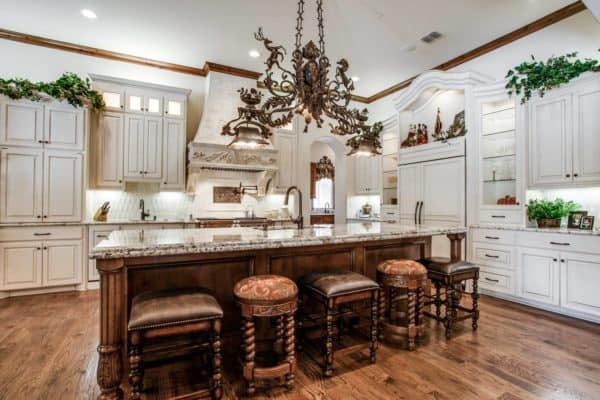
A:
0;0;576;96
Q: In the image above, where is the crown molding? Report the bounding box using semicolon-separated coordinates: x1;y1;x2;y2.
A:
0;1;586;104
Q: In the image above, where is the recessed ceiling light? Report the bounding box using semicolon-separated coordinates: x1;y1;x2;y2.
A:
351;76;360;82
80;9;98;19
249;50;261;58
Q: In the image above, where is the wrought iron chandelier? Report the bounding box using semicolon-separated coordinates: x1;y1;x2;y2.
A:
222;0;381;156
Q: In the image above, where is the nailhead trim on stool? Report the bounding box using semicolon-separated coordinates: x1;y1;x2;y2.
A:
234;275;298;396
377;259;428;350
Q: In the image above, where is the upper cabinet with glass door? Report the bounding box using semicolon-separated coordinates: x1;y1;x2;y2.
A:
380;117;399;206
125;89;163;116
474;83;524;226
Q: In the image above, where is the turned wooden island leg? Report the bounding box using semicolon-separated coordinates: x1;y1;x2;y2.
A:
96;258;125;400
447;232;466;261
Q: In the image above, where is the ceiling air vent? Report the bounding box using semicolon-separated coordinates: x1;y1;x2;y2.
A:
420;31;443;44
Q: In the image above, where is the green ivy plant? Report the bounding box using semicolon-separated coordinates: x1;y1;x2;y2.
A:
346;121;383;152
0;72;105;110
505;51;600;104
527;199;579;221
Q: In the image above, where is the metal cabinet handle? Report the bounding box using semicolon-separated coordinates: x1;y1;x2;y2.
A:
549;241;570;246
491;215;506;219
33;232;51;236
418;201;424;225
484;236;500;240
485;254;499;259
414;202;419;225
96;234;109;239
485;277;500;283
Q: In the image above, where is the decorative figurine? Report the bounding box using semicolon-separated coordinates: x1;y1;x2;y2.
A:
433;108;444;141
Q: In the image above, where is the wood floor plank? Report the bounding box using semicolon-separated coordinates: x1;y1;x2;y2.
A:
0;291;598;400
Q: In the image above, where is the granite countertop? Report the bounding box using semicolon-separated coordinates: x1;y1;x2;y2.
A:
0;219;194;228
91;223;467;259
470;224;600;236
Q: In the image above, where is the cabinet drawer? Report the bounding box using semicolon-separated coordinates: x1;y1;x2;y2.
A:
479;209;523;225
516;231;600;255
479;267;514;295
471;228;515;245
0;226;83;242
472;243;513;269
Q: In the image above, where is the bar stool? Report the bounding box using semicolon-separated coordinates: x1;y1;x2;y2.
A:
233;275;298;396
297;270;379;377
127;287;223;400
419;257;480;339
376;259;428;350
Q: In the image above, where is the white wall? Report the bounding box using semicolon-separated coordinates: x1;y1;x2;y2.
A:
368;10;600;121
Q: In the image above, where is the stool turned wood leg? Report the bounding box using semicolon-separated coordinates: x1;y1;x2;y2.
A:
370;291;378;363
296;295;304;352
284;312;296;388
324;301;334;377
378;286;386;341
407;290;417;350
444;284;455;340
128;331;143;400
416;286;425;341
275;315;285;354
434;281;442;322
472;276;480;331
389;287;397;323
242;316;256;396
211;320;223;400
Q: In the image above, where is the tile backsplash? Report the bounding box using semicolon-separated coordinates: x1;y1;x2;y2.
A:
526;187;600;225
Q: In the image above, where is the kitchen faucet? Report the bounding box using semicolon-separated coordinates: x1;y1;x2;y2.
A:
139;199;150;221
284;186;304;230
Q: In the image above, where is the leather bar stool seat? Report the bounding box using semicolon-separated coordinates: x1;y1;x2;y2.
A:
234;275;298;396
376;259;428;350
419;257;480;339
297;270;379;377
128;287;223;400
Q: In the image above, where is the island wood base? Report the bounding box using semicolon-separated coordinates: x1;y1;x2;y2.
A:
95;232;465;399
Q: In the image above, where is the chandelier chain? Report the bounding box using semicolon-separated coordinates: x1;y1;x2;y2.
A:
295;0;305;52
316;0;325;54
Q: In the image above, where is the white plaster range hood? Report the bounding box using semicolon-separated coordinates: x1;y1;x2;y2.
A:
187;71;278;196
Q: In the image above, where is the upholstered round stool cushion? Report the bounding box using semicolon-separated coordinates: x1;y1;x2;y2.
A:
234;274;298;303
128;287;223;331
377;259;427;276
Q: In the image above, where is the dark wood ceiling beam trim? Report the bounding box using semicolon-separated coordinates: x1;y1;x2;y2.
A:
365;1;587;103
0;0;587;103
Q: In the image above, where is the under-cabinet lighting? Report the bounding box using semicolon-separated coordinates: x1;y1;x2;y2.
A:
81;9;98;19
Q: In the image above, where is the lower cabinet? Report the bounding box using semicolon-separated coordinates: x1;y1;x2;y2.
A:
0;241;43;290
560;252;600;317
43;240;82;287
516;247;560;306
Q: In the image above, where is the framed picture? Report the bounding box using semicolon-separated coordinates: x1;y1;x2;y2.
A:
580;216;595;231
568;211;588;229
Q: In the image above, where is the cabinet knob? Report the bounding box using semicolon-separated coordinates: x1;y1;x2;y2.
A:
43;246;48;250
36;247;42;250
165;110;169;114
566;173;571;178
561;259;565;263
553;258;558;262
37;215;41;218
118;180;122;183
573;173;579;177
163;182;167;184
120;105;124;109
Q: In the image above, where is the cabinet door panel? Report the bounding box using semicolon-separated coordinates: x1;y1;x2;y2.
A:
529;95;572;186
143;117;163;179
164;95;186;119
96;112;124;187
0;148;43;222
0;241;42;290
125;89;145;114
421;157;465;223
44;103;84;150
398;164;419;221
273;130;297;189
123;115;144;179
573;82;600;184
0;98;44;147
560;252;600;317
43;240;82;287
161;118;185;190
43;151;82;222
517;247;559;305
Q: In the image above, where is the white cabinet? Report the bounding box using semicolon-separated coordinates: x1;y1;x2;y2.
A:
517;247;560;306
95;112;124;188
43;102;85;150
124;115;162;181
0;241;43;290
164;94;186;119
126;89;163;116
0;147;43;222
42;240;82;287
161;118;186;190
272;129;297;190
398;164;419;221
0;98;44;147
529;75;600;187
43;151;83;222
560;251;600;318
354;156;381;194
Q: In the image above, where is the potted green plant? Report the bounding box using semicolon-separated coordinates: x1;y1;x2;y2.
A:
527;199;579;228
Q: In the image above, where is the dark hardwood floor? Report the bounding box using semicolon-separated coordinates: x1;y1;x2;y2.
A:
0;291;599;400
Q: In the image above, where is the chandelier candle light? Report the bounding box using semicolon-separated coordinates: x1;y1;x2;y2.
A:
221;0;382;157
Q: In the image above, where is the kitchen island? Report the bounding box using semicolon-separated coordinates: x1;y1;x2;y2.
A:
91;222;467;399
